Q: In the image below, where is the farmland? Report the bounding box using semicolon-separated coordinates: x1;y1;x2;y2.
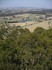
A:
0;12;52;32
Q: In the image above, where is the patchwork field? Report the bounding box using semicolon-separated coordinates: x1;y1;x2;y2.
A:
0;13;52;32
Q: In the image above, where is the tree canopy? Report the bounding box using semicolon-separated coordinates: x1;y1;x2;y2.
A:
0;25;52;70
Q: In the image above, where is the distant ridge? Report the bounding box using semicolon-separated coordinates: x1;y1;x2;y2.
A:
0;7;52;16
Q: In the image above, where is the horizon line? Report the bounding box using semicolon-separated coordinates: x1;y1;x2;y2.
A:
0;7;52;10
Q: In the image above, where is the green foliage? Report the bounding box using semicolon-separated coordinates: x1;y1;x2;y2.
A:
0;26;52;70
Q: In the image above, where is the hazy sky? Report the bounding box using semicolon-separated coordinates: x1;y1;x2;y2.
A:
0;0;52;9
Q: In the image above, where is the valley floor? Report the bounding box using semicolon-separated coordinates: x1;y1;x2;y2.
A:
9;20;52;32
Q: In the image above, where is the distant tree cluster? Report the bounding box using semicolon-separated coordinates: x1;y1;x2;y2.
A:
0;24;52;70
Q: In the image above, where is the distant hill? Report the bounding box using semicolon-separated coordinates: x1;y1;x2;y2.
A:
0;7;52;16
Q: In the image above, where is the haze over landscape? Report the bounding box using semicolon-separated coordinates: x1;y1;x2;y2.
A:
0;0;52;9
0;0;52;70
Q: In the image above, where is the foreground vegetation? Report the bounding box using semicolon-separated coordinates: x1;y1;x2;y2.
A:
0;24;52;70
